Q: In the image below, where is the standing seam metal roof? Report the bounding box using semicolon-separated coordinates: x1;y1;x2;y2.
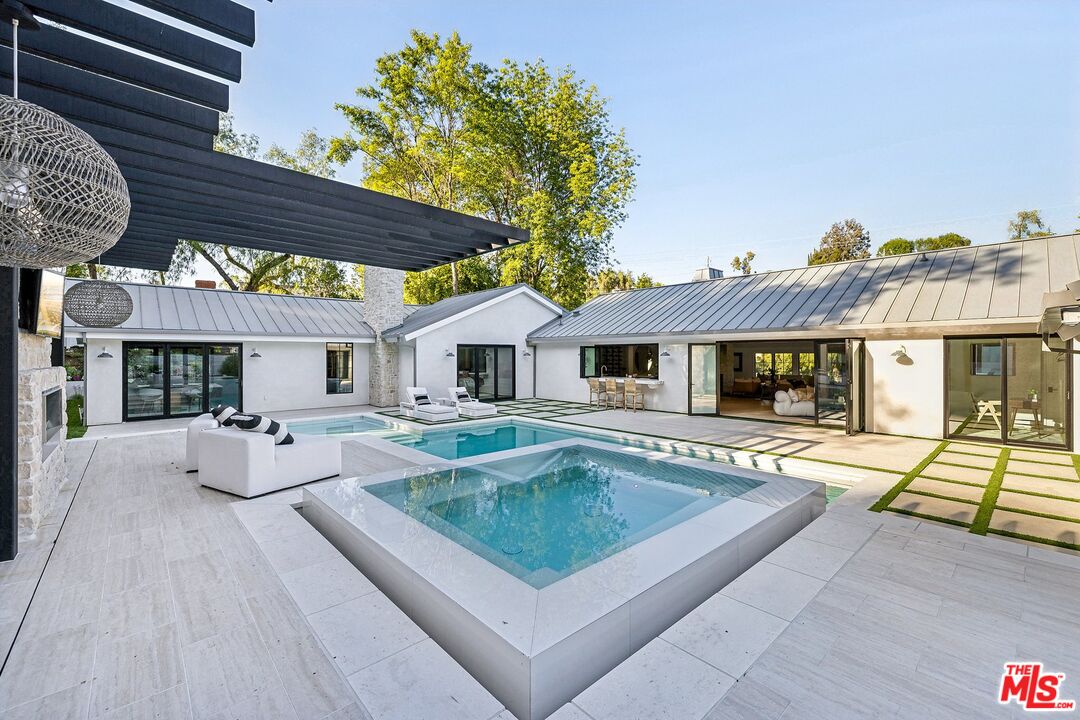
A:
63;280;375;338
383;284;563;339
528;235;1079;340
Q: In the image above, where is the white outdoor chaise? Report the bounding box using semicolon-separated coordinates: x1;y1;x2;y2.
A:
197;427;341;498
448;386;498;418
401;387;459;422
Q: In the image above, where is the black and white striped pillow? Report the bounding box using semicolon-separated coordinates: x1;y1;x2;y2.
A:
456;391;470;402
226;413;294;445
210;404;237;424
413;393;431;406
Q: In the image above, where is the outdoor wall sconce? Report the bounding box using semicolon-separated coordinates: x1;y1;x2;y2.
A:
522;348;532;358
249;347;262;358
890;345;913;365
96;346;112;359
444;349;455;358
660;349;671;357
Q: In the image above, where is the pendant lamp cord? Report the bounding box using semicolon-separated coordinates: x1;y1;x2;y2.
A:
11;18;18;99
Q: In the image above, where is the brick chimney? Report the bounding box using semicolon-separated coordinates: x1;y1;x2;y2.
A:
194;280;217;289
364;266;405;407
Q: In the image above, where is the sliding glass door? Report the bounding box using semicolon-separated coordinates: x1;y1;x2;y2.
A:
811;339;864;433
689;343;719;415
124;342;243;420
946;336;1069;448
457;345;515;401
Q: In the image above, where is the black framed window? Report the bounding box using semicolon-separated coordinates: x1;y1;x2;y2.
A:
122;342;242;421
579;344;659;379
326;342;353;394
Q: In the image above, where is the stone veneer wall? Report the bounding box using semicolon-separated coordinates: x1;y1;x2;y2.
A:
18;330;67;532
365;266;405;407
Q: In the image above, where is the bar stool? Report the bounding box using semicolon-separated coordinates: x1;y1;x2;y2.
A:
588;377;606;407
604;378;624;409
624;378;645;412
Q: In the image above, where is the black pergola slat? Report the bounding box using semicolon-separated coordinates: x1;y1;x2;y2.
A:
0;23;230;112
128;0;256;46
29;0;242;81
0;79;212;148
82;121;527;245
125;193;474;264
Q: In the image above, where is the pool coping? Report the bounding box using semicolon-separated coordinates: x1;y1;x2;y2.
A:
302;438;824;719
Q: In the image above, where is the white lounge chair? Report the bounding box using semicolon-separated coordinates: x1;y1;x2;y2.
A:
448;386;498;418
401;387;459;422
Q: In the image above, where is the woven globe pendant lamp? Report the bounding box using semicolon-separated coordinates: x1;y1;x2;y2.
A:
63;279;133;328
0;10;130;269
0;96;131;268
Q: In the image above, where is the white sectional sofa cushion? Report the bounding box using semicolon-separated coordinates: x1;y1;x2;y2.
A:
773;390;815;418
197;427;341;498
185;413;220;472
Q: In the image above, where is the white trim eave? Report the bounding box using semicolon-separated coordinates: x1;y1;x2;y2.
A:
401;286;564;342
67;328;376;344
526;317;1040;345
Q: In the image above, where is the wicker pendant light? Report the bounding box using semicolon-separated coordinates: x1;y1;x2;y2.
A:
0;13;130;268
63;279;133;328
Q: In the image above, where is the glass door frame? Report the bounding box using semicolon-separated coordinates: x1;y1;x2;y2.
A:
122;341;244;421
943;334;1072;451
456;344;516;401
688;342;720;416
810;338;865;433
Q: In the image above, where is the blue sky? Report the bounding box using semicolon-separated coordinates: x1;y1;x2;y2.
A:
224;0;1079;284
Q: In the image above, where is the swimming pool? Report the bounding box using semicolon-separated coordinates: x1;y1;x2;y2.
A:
364;444;763;589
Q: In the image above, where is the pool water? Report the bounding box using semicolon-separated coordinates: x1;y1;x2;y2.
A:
287;415;394;436
364;445;763;588
393;422;596;460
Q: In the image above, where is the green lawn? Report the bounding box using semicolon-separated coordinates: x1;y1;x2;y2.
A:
67;395;86;439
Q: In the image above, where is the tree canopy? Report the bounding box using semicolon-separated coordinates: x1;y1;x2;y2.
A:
731;251;756;275
331;30;637;309
808;219;870;265
876;233;970;256
1008;209;1053;240
586;269;660;300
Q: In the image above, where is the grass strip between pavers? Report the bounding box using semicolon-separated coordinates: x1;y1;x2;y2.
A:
869;441;950;512
988;528;1080;552
1000;468;1080;483
1073;454;1080;482
919;475;988;489
997;487;1080;504
970;447;1010;535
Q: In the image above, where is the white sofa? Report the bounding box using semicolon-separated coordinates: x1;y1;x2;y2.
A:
197;427;342;498
773;390;815;418
185;413;220;472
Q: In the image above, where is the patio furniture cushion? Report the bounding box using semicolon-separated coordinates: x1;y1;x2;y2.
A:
773;390;815;417
227;413;294;445
198;428;340;498
402;387;460;421
210;404;237;424
447;386;498;418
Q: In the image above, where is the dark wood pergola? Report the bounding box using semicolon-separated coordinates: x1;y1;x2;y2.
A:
0;0;529;559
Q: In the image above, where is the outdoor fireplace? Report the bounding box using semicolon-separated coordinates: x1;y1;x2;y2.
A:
42;386;62;457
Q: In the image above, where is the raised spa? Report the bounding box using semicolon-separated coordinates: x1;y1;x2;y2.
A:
303;440;824;720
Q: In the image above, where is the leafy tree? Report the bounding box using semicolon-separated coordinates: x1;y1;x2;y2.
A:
876;238;914;256
330;31;488;297
731;251;756;275
265;129;337;179
470;59;636;308
586;269;660;299
214;112;260;159
403;259;498;304
331;31;637;309
876;233;970;257
64;263;131;281
808;219;870;265
1008;210;1053;240
916;232;970;251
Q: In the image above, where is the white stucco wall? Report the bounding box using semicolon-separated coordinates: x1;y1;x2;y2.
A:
83;338;371;425
533;342;689;412
863;339;943;438
406;292;559;402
